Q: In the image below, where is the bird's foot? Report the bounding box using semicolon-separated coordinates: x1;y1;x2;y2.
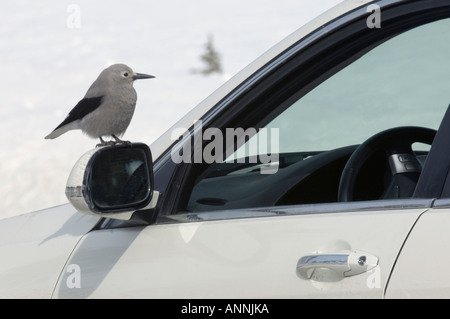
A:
96;136;131;147
96;140;117;147
96;137;117;147
112;135;132;145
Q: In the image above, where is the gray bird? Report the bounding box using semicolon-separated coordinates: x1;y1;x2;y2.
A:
45;63;154;146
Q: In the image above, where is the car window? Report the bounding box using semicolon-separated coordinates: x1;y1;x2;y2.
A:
248;18;450;154
185;18;450;213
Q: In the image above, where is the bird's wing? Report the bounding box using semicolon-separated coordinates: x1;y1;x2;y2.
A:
53;96;104;130
45;96;104;139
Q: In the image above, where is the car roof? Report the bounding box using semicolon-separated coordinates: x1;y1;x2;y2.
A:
150;0;378;162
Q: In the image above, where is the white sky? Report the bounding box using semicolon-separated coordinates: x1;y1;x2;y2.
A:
0;0;342;220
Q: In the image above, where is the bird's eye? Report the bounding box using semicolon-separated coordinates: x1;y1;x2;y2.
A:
122;72;129;78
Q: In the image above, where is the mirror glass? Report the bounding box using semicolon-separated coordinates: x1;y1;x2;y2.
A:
89;146;152;210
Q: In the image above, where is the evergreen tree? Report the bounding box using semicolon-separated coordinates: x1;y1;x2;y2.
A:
193;35;223;75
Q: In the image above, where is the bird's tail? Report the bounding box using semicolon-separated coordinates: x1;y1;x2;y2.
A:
45;121;80;139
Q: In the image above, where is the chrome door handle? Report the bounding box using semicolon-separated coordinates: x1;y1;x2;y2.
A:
297;250;378;279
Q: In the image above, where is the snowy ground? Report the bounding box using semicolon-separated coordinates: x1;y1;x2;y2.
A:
0;0;342;220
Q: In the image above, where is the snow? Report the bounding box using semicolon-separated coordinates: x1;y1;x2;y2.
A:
0;0;342;220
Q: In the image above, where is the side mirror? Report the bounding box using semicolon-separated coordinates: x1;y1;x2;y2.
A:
65;142;157;221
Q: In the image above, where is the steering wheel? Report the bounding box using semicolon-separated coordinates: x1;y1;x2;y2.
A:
338;126;436;202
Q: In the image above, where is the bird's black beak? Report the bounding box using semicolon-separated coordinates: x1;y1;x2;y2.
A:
133;73;155;80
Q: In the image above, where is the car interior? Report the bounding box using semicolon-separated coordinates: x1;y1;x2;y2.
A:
185;17;450;213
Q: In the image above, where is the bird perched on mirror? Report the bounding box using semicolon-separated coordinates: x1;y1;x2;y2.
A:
45;63;154;146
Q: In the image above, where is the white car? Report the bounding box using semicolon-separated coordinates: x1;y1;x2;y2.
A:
1;0;450;300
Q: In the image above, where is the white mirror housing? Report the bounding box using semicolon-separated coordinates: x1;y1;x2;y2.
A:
65;142;157;221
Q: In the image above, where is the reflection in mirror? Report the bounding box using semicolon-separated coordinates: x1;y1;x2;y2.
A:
90;147;151;210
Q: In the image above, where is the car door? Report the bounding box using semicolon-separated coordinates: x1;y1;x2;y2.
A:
385;203;450;298
54;201;428;298
53;1;450;298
